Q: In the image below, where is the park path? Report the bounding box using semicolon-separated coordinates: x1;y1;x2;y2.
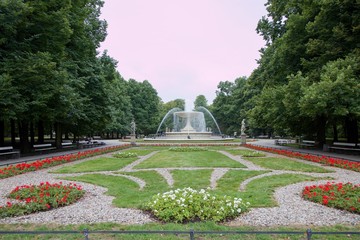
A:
0;146;360;226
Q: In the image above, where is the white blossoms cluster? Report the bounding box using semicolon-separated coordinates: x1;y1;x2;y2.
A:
168;147;208;152
145;187;250;223
113;152;138;158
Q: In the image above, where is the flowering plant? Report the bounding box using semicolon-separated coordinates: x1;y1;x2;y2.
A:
0;182;85;218
245;144;360;172
113;152;138;158
168;147;208;152
145;187;250;223
0;144;131;179
302;182;360;214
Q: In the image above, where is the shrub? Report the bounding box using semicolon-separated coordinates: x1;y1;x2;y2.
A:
168;147;208;152
0;144;131;179
145;187;250;223
302;182;360;214
113;152;138;158
0;182;85;218
245;144;360;172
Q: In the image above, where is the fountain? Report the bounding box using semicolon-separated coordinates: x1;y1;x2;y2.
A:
146;100;232;141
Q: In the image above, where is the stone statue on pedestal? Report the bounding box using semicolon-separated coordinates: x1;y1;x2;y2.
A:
241;119;246;145
241;119;246;135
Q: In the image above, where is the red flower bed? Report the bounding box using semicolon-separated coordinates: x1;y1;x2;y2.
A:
245;144;360;172
302;182;360;214
0;144;131;179
0;182;85;218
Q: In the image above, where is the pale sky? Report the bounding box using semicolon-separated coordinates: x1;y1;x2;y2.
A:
99;0;268;104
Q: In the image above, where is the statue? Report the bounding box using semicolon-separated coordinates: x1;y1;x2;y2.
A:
130;119;136;135
241;119;246;135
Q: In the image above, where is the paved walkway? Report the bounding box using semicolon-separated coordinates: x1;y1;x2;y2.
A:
1;139;359;167
1;145;360;226
248;139;360;163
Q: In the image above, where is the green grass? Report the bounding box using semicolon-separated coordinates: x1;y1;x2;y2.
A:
117;147;161;156
215;169;270;194
134;150;246;168
171;169;213;189
239;173;327;207
63;170;169;208
51;157;138;173
225;149;266;157
243;157;333;173
0;222;359;239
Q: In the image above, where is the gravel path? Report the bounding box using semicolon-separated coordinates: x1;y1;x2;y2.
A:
1;148;360;226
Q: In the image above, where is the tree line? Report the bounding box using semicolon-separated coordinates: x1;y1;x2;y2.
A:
212;0;360;146
0;0;161;153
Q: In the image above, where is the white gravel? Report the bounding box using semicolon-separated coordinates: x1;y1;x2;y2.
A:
1;148;360;226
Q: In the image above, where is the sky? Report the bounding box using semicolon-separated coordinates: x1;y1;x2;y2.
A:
99;0;268;104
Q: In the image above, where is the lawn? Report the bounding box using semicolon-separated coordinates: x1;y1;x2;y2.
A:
225;149;266;157
134;150;246;168
244;157;332;173
1;144;353;239
51;156;138;173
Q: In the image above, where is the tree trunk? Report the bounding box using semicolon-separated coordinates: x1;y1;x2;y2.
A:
37;120;44;143
18;120;30;154
316;115;327;148
11;119;16;146
345;116;358;143
73;133;77;143
0;120;4;146
54;122;62;148
30;121;35;146
333;123;338;142
50;124;53;139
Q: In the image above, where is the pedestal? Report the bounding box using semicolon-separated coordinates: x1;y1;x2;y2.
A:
131;134;136;146
241;134;247;145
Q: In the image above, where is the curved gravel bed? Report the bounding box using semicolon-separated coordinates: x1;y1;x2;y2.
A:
0;148;360;226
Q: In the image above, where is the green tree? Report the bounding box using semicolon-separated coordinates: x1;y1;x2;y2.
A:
194;95;208;108
127;79;161;136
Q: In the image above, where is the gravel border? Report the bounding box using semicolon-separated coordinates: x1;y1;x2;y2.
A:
1;147;360;226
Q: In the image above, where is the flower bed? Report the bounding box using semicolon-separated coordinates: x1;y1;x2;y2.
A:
245;144;360;172
0;144;131;179
168;147;208;152
302;182;360;214
0;182;85;218
145;187;250;223
113;152;138;158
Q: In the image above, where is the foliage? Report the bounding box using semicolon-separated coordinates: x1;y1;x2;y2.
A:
245;144;360;172
0;182;84;218
168;147;208;152
127;79;161;135
194;95;208;108
225;149;266;157
212;0;360;142
0;145;131;179
145;187;250;223
113;152;138;158
303;182;360;214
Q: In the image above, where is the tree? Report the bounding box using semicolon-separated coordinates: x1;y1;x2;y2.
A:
246;0;360;144
194;95;208;108
127;79;161;136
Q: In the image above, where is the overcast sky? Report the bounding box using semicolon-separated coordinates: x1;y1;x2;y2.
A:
99;0;268;104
